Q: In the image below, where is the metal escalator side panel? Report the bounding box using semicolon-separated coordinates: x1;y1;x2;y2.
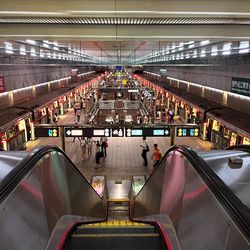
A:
132;145;250;249
0;146;106;250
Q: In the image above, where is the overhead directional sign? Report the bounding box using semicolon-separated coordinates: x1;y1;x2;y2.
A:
144;128;170;137
125;127;170;137
153;128;170;136
35;127;59;137
64;127;111;137
64;127;83;137
176;126;200;137
125;128;143;137
93;128;110;137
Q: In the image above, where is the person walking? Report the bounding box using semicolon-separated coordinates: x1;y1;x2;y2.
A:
140;136;149;166
151;144;162;168
80;137;88;159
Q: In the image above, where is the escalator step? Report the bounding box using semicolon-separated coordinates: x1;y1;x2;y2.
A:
75;227;158;234
72;233;160;237
78;221;150;227
68;235;164;250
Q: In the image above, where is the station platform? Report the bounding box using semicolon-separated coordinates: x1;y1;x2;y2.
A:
26;108;211;180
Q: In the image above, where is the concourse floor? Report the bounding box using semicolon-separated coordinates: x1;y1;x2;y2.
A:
26;108;211;180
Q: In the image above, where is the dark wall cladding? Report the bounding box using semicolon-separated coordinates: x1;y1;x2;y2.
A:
0;92;9;107
179;81;188;91
50;81;60;91
227;93;250;114
36;84;49;96
189;84;202;96
13;87;33;104
0;65;94;91
204;88;223;104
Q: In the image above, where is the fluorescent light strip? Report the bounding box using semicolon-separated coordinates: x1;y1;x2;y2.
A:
0;11;66;15
68;11;250;16
4;35;250;40
239;49;249;53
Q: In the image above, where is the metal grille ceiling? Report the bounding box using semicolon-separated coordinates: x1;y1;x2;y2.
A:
1;16;250;25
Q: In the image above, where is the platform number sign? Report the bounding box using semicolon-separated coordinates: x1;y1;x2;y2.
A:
35;127;59;137
48;129;58;137
177;127;199;137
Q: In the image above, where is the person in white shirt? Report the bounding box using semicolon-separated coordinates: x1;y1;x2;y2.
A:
139;136;149;166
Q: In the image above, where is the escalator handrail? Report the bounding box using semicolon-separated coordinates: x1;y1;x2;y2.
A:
0;146;104;206
133;145;250;237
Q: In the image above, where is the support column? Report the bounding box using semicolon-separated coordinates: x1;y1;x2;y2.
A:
30;122;35;140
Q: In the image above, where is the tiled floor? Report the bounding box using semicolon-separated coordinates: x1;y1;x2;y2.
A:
26;108;211;181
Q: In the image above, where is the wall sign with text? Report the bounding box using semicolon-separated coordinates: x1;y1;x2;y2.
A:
231;77;250;97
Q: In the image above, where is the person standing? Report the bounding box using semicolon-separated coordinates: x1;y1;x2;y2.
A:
169;109;175;124
95;141;102;169
140;136;149;166
101;137;108;158
152;144;162;168
87;137;94;156
80;98;83;111
53;112;58;124
76;108;81;123
73;102;78;116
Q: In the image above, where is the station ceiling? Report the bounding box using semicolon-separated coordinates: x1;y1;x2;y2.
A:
0;0;250;64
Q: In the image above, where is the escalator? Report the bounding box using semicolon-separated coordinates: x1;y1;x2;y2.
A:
1;145;250;249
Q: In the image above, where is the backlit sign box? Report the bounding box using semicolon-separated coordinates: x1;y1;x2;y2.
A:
128;89;139;93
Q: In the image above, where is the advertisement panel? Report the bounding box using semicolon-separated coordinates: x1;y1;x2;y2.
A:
0;76;5;93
